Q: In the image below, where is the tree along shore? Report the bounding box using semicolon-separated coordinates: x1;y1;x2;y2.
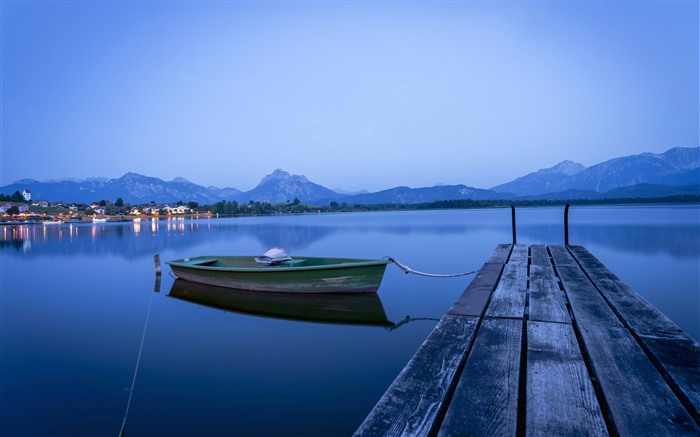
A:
2;192;698;220
205;195;700;216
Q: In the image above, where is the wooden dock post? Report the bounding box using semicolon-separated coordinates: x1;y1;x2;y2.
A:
564;203;570;246
154;254;161;275
511;205;516;244
153;254;162;292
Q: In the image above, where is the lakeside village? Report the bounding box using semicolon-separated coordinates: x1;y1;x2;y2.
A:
3;187;700;225
0;189;213;224
0;189;332;225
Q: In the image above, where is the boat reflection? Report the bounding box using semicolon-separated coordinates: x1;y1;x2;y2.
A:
168;279;396;327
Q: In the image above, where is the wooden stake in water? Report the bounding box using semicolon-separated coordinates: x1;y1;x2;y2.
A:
154;254;161;275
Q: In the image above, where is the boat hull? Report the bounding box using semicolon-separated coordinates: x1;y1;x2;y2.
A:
166;256;390;293
168;279;393;326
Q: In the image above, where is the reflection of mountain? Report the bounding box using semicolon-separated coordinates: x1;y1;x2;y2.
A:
2;216;697;260
575;225;699;258
0;220;502;260
518;224;699;258
237;224;336;251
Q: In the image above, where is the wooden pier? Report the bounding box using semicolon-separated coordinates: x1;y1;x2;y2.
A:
355;244;700;436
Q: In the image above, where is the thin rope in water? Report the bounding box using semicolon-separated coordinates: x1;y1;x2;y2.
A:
118;288;156;437
384;257;479;278
385;316;441;331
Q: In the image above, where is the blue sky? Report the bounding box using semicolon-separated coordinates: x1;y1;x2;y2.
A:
1;1;698;192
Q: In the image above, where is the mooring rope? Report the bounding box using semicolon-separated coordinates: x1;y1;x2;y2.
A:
118;287;156;437
385;315;441;331
384;257;479;278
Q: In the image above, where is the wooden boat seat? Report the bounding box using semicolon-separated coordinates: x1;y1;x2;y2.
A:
189;259;220;266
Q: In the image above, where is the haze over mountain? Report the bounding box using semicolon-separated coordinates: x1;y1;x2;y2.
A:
1;147;697;205
492;147;699;196
236;169;338;204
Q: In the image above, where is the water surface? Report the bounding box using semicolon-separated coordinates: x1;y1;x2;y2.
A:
1;206;698;436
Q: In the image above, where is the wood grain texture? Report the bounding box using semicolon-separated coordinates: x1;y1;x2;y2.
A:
526;321;608;436
356;244;700;437
484;261;528;319
576;325;699;436
568;245;684;338
548;245;577;266
529;263;571;324
555;264;622;328
508;244;529;263
640;334;700;423
569;246;700;424
487;243;514;264
448;262;504;317
529;245;550;266
438;318;523;437
354;314;479;437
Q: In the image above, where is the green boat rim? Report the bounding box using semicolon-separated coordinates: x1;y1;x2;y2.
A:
165;256;392;273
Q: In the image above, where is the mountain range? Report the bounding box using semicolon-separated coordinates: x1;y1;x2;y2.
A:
2;147;698;205
491;147;699;195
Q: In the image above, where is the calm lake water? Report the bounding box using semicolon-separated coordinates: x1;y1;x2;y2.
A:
2;205;698;436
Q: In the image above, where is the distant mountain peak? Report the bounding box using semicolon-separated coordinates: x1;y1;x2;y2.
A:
539;160;586;176
120;172;147;180
3;147;697;205
243;169;335;203
12;178;41;184
257;169;309;187
492;147;699;196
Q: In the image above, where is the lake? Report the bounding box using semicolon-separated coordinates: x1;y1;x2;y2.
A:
1;205;698;436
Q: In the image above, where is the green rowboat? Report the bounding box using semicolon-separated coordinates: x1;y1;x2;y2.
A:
166;254;391;293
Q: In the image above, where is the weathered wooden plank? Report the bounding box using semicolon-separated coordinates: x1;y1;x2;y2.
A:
529;263;571;324
568;245;685;338
548;245;577;266
526;321;608;436
569;246;700;423
486;243;513;264
555;264;622;328
448;262;504;316
576;325;699;435
354;314;480;437
438;318;522;436
529;244;550;266
484;261;528;319
639;334;700;423
508;243;529;263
